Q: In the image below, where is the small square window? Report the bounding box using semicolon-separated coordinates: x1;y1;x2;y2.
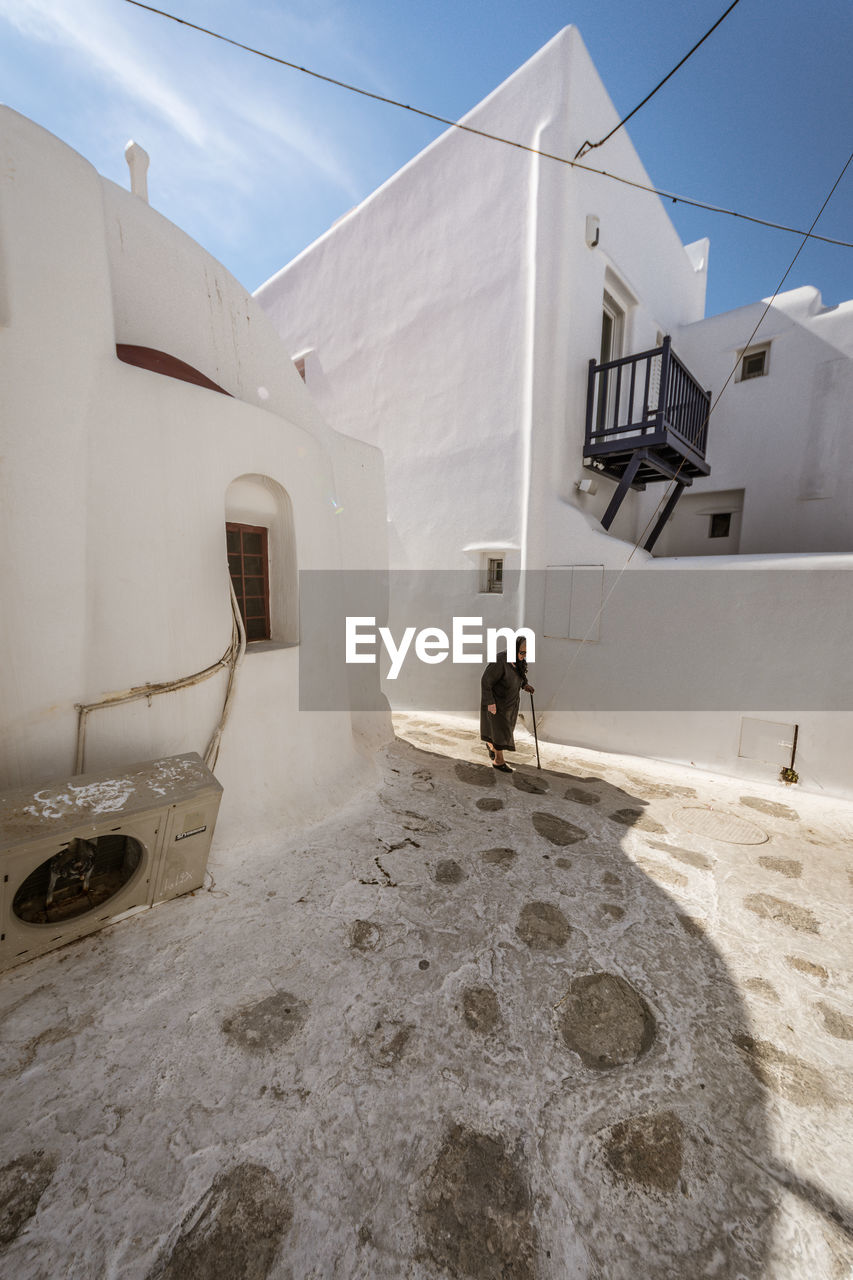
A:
740;348;767;381
709;512;732;539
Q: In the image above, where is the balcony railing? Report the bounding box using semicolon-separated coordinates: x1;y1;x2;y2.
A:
584;335;710;467
583;336;712;551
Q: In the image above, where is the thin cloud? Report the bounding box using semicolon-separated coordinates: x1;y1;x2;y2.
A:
0;0;209;144
0;0;364;197
226;92;361;199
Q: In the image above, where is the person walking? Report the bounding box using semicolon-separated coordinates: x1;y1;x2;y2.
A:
481;637;534;772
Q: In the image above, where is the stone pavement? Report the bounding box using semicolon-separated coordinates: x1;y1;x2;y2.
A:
1;713;851;1279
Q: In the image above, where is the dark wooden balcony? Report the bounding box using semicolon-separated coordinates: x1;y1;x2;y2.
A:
583;336;712;550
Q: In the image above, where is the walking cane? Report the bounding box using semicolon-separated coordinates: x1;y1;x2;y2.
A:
529;691;541;770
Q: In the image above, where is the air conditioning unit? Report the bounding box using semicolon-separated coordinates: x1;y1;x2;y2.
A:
0;753;223;974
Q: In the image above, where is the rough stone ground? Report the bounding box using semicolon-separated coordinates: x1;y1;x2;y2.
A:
1;712;851;1279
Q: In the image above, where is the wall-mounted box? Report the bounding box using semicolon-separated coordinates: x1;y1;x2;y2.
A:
0;753;222;973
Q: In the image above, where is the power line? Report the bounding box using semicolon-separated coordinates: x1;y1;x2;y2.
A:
541;145;853;715
574;0;742;159
123;0;853;251
697;149;853;436
640;147;853;553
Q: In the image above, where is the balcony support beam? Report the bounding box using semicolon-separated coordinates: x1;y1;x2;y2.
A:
600;450;645;531
643;480;687;553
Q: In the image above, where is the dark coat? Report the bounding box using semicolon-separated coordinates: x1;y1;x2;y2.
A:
480;653;526;751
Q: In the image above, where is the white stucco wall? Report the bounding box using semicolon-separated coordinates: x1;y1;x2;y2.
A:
255;31;852;798
0;108;391;843
537;552;853;795
257;27;708;580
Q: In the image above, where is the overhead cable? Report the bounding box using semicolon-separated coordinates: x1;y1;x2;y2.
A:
541;144;853;716
574;0;742;159
123;0;853;251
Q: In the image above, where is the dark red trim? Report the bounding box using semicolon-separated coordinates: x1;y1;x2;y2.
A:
116;345;231;396
226;522;271;642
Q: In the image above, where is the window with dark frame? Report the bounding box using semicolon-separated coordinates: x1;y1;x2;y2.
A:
709;512;732;539
226;522;271;641
596;292;625;433
740;348;767;381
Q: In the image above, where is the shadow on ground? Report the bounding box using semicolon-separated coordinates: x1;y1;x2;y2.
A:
0;719;851;1279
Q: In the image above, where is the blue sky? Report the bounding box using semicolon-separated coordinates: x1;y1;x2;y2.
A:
1;0;851;317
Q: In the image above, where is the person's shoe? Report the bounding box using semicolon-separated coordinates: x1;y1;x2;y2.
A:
487;746;495;760
493;763;512;773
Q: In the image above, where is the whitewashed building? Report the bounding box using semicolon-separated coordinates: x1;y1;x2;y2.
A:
257;27;853;798
0;107;391;845
637;285;853;556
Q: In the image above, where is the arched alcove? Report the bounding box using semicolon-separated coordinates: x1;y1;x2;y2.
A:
225;474;298;645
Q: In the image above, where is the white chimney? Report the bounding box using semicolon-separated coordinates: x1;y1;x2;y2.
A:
124;140;150;203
